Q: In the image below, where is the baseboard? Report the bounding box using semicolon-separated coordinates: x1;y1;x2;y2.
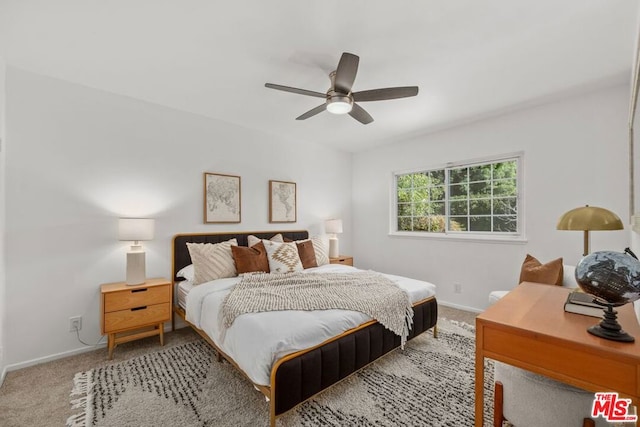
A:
0;345;5;387
3;323;188;375
173;316;188;330
438;300;484;314
0;365;7;387
4;342;107;374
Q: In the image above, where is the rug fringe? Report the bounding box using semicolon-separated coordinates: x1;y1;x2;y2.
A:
446;318;475;332
66;411;88;427
66;370;93;427
70;371;89;397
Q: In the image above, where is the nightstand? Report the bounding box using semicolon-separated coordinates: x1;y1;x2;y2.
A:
329;255;353;266
100;278;172;359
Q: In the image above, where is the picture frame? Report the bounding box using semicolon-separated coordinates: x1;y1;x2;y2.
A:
204;172;241;223
269;180;297;223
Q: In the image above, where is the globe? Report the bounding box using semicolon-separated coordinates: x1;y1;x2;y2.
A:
575;250;640;342
575;251;640;305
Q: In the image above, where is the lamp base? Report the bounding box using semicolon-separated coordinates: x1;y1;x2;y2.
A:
329;237;339;258
587;305;635;343
126;251;146;286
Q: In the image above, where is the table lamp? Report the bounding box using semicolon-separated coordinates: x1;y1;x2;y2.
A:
119;218;155;285
556;205;623;256
325;219;343;258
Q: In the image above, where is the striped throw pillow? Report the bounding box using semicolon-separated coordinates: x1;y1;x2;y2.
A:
187;239;238;285
310;235;329;266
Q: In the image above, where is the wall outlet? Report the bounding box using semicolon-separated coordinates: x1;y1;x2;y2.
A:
454;283;462;294
69;316;82;332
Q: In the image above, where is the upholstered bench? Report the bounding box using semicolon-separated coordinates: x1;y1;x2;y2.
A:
494;361;607;427
488;263;577;306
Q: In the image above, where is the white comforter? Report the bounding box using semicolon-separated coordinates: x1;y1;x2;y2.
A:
185;264;436;386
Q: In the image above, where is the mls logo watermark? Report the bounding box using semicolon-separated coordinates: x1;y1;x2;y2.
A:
591;392;637;423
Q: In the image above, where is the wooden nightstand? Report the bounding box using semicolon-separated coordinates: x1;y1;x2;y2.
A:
100;278;172;360
329;255;353;266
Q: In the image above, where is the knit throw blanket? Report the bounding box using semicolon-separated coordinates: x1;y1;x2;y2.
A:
221;271;414;346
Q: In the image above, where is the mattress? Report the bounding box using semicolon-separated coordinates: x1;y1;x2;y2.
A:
176;280;194;311
185;264;437;386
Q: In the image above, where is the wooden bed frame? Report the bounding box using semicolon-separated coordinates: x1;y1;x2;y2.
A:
171;230;438;426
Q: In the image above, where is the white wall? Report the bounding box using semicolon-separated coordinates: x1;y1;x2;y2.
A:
4;67;352;367
0;57;6;383
352;84;630;312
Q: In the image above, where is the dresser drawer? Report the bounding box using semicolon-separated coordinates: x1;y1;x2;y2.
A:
104;302;171;332
104;284;170;312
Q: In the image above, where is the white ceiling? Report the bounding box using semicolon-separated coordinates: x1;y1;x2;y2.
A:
1;1;638;152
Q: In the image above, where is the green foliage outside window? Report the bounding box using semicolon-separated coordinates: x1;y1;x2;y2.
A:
395;158;519;234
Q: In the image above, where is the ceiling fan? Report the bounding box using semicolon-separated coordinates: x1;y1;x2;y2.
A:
265;52;419;125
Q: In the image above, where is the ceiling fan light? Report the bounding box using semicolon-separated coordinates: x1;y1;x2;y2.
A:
326;96;353;114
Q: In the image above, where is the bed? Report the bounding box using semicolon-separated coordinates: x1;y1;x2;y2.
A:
171;230;438;426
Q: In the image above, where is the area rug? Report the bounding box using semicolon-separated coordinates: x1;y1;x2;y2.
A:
67;319;494;426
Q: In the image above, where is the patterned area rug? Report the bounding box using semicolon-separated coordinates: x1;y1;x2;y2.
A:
67;319;494;427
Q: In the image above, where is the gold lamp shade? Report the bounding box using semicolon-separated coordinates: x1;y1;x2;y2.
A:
557;205;623;256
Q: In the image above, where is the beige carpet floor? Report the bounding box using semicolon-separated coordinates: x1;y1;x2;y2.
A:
0;304;477;427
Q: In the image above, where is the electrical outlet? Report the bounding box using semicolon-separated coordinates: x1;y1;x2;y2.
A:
69;316;82;332
454;283;462;294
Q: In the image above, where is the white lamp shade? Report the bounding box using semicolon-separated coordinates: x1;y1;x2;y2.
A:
325;219;343;234
119;218;155;241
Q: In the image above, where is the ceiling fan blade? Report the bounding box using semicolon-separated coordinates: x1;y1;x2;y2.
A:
296;104;327;120
334;52;359;94
353;86;419;102
349;103;374;125
265;83;326;98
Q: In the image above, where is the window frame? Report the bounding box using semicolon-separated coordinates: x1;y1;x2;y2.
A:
389;152;526;243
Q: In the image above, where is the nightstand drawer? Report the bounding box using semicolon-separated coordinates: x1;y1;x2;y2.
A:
329;256;353;266
104;284;170;312
104;302;171;332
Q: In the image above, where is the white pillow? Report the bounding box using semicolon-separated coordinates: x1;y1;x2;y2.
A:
310;235;330;266
186;238;238;285
176;264;195;282
248;233;283;248
561;264;577;288
263;240;303;273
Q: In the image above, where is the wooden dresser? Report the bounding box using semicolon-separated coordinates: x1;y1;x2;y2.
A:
100;278;171;359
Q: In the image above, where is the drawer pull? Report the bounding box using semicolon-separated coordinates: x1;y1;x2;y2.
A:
131;288;148;293
131;306;147;311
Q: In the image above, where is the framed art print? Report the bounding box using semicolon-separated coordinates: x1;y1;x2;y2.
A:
204;172;241;223
269;180;296;223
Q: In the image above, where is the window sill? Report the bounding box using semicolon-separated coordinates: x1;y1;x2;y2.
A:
388;231;528;244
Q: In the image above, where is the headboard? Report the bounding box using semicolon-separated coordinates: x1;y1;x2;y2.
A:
172;230;309;281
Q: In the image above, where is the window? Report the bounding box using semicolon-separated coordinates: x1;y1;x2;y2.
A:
393;155;521;238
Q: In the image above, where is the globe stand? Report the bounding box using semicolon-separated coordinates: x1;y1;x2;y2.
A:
588;304;635;343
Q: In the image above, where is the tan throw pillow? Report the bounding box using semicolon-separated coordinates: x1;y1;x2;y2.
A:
247;233;283;248
231;241;270;274
519;254;563;286
187;239;238;285
310;235;329;266
263;240;303;273
296;240;318;269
